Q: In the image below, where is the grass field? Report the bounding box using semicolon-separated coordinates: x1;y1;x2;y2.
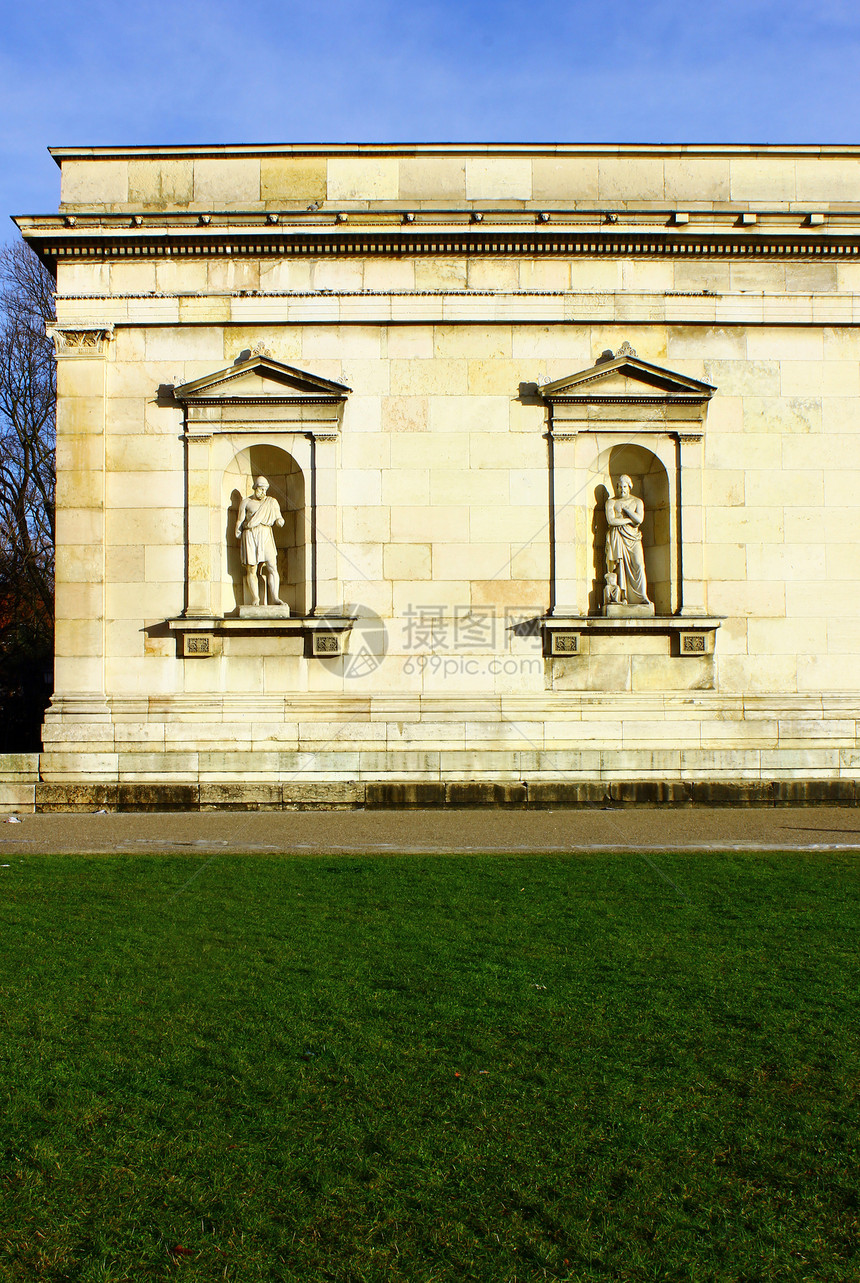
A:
0;851;857;1282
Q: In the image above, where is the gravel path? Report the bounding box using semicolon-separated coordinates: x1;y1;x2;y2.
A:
1;807;859;855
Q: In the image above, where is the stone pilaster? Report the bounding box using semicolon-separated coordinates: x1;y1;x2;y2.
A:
184;429;214;618
548;429;584;616
676;431;707;616
49;327;111;721
310;430;340;613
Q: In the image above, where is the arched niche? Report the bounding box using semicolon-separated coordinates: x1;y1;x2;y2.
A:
539;349;713;618
221;445;306;615
589;444;671;615
175;356;349;621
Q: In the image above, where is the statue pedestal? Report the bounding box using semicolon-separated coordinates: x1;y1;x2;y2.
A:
238;605;292;619
603;603;655;618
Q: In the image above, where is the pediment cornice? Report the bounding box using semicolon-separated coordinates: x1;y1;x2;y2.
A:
174;355;351;406
539;347;716;405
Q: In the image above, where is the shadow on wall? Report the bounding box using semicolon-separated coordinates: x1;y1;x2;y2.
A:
588;445;671;615
222;446;306;615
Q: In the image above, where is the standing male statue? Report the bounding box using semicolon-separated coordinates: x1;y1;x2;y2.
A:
235;476;286;607
604;474;652;609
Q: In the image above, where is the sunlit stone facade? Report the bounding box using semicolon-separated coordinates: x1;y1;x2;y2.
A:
13;144;860;805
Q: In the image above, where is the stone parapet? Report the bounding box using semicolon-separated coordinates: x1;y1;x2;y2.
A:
43;144;860;215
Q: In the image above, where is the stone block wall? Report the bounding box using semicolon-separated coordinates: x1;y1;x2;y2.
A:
15;145;860;791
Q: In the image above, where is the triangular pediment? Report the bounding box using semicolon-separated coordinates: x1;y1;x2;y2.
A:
175;356;351;403
540;350;715;402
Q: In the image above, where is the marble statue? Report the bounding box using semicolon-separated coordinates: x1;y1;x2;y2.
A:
604;474;652;610
235;476;286;606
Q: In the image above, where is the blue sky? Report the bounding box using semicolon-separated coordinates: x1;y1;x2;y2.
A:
3;0;859;231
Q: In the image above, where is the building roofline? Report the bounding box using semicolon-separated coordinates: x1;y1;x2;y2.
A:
48;142;860;166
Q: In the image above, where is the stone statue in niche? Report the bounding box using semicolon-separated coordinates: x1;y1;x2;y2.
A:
235;476;288;611
603;474;654;616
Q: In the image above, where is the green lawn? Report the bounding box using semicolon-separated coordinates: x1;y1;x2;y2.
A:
0;851;857;1282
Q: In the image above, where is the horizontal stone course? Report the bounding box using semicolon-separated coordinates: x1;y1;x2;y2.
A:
0;754;40;778
19;776;859;812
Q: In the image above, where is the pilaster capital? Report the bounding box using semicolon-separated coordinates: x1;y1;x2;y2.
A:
47;325;113;357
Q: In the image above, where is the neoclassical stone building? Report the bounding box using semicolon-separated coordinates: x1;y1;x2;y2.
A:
11;144;860;806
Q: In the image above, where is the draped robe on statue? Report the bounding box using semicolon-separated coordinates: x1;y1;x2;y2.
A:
605;495;650;606
239;494;282;566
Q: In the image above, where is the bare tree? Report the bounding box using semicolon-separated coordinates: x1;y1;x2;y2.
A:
0;241;56;748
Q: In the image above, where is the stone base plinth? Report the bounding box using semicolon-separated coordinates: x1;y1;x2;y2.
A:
31;690;860;812
604;603;656;618
237;605;291;619
19;777;860;812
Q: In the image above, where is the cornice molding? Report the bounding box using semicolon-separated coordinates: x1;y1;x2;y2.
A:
18;217;860;270
18;210;860;231
549;395;706;405
184;396;341;406
47;143;860;161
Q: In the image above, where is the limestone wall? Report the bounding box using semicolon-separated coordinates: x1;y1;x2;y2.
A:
52;258;860;700
18;144;860;788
